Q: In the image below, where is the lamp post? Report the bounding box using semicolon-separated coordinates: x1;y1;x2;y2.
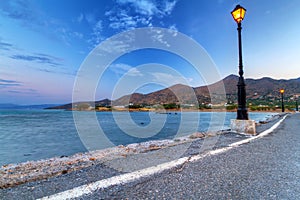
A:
231;5;248;120
280;89;285;112
296;100;298;112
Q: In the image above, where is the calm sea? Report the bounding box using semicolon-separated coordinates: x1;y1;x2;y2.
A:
0;110;276;166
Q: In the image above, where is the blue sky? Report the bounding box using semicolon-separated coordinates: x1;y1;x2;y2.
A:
1;0;300;104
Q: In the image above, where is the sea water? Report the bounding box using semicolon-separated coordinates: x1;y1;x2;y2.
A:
0;110;276;166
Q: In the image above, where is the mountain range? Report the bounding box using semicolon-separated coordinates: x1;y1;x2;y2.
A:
47;74;300;110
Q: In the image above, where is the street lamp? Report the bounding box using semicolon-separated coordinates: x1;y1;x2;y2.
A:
231;5;248;120
280;89;285;112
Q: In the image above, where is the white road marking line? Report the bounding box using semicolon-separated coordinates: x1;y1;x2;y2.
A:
40;114;288;200
40;157;189;200
229;114;288;147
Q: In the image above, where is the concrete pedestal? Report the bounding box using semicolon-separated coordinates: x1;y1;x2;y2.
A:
231;119;256;135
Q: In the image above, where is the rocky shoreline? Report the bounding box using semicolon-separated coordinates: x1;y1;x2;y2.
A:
0;113;284;189
0;131;217;189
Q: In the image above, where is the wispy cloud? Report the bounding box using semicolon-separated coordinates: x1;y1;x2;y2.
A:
37;68;77;76
0;0;85;46
0;43;75;76
163;1;177;15
10;53;62;67
7;90;22;94
116;0;177;17
84;0;178;48
109;63;143;77
109;63;132;75
72;31;84;39
0;41;13;50
85;12;97;25
0;78;22;87
0;78;20;83
77;13;84;23
104;0;178;31
0;83;21;88
117;0;159;16
91;20;104;45
151;72;190;86
127;68;144;77
106;10;141;30
0;0;36;23
0;78;40;98
7;88;39;95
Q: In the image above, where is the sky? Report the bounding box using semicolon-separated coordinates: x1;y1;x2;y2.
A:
0;0;300;104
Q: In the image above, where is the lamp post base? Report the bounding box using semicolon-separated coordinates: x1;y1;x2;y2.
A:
231;119;256;135
237;108;248;120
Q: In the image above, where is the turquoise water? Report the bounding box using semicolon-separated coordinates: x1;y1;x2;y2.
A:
0;110;276;166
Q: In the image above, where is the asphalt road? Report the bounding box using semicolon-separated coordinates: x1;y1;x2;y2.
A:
84;113;300;199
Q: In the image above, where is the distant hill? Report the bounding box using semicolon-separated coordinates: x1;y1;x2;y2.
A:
47;74;300;109
113;84;198;106
46;99;112;110
0;104;59;110
113;74;300;106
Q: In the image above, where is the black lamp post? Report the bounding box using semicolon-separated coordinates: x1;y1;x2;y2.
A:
296;100;298;112
231;5;248;120
280;89;285;112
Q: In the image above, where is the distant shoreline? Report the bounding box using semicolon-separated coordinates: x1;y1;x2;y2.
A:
63;108;284;113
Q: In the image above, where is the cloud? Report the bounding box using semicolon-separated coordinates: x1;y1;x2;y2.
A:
72;32;84;39
109;63;143;77
0;83;21;87
0;78;22;87
37;68;76;76
164;0;177;15
168;24;177;31
109;63;132;75
96;37;132;55
151;72;189;86
7;88;38;95
91;20;104;45
0;41;13;50
127;68;144;77
107;11;139;30
0;0;36;22
83;12;106;47
0;78;19;83
85;0;178;48
149;28;171;47
85;13;97;25
117;0;159;16
77;13;84;23
0;43;74;76
0;1;85;46
105;0;178;31
7;90;21;93
10;53;62;66
116;0;177;17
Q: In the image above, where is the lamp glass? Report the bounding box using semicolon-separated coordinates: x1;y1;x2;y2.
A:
231;5;246;23
280;89;285;94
